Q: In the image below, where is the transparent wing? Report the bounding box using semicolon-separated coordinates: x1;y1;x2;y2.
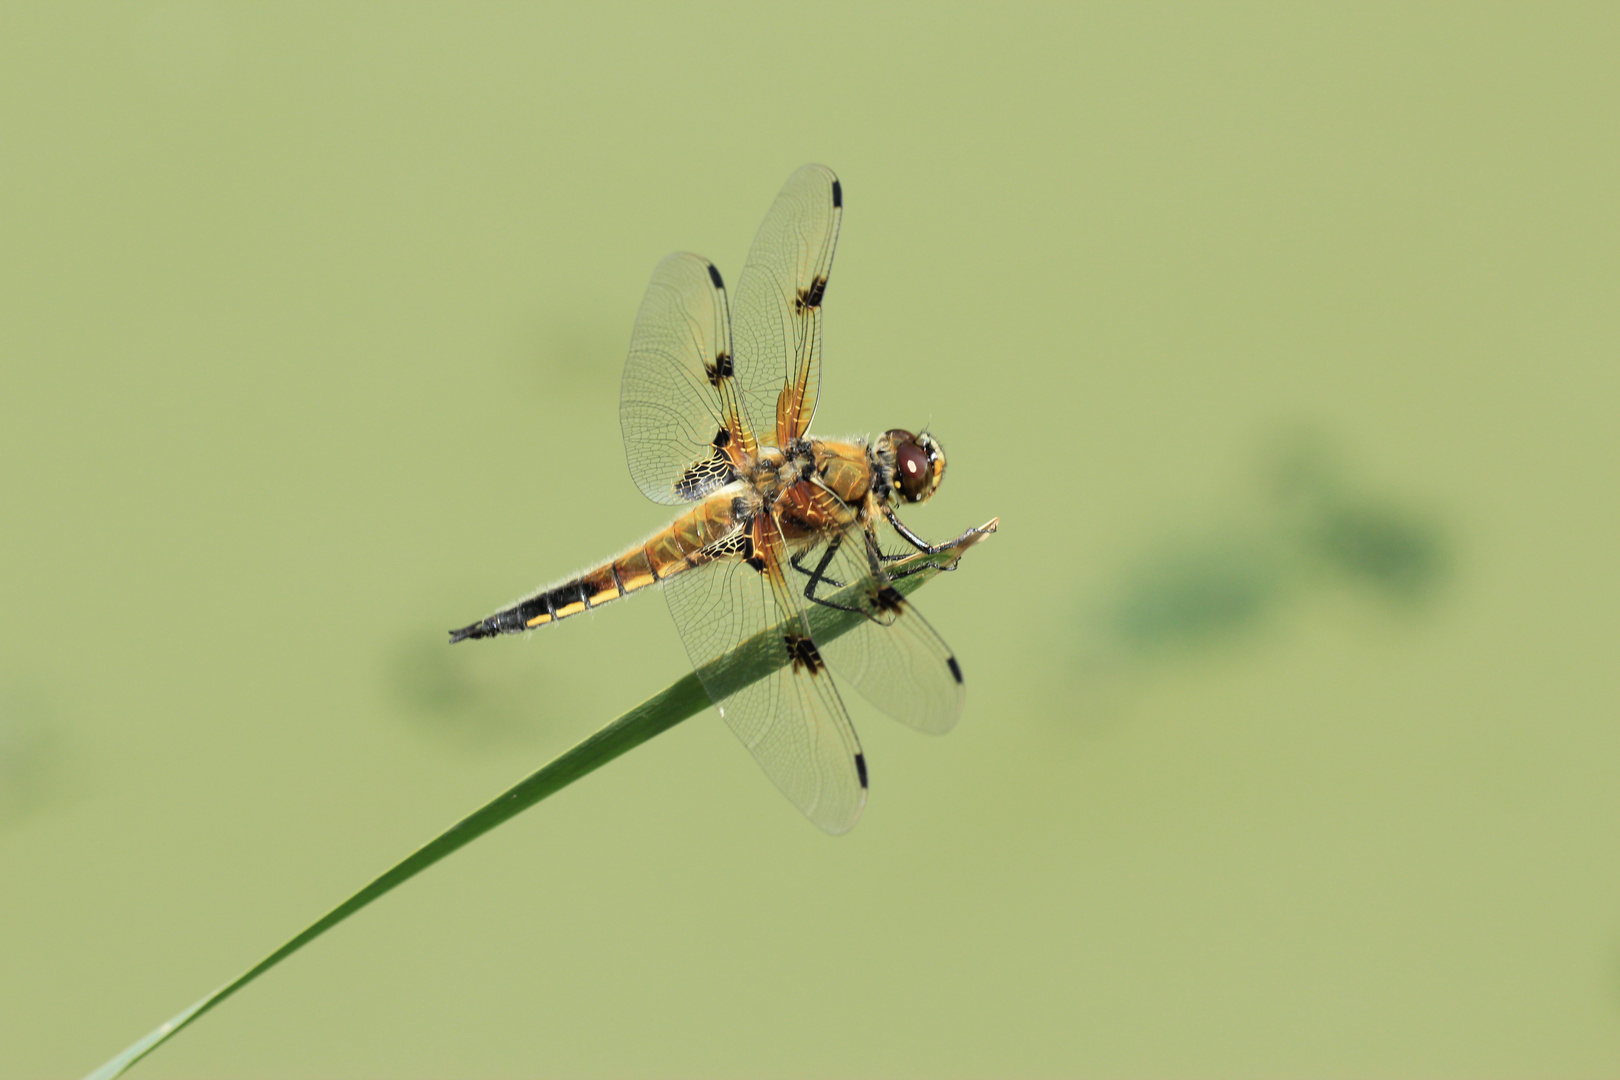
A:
730;164;843;447
792;523;966;735
619;252;757;505
663;516;867;834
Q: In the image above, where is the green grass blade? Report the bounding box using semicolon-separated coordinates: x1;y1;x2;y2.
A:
83;521;995;1080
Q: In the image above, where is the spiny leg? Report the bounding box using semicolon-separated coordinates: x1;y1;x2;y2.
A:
883;505;997;558
790;545;847;589
800;533;867;614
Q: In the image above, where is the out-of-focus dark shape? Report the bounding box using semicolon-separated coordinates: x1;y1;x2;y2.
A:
0;683;57;825
1077;432;1451;681
1305;501;1447;603
1109;539;1282;655
386;635;575;749
1271;436;1448;607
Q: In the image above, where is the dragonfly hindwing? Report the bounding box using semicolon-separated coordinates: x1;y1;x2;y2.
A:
674;434;737;500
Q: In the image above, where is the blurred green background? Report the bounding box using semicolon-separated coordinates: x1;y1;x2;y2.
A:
3;4;1617;1077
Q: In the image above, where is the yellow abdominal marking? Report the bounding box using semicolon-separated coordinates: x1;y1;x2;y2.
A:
618;569;656;591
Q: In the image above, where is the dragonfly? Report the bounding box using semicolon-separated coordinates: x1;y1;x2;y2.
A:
450;165;989;833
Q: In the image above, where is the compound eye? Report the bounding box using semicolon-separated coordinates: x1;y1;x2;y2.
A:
894;439;931;502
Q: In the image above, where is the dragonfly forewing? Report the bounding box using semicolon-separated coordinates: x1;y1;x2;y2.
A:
730;164;842;448
619;252;753;506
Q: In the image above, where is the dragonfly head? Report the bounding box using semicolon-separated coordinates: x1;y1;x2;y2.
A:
878;429;946;505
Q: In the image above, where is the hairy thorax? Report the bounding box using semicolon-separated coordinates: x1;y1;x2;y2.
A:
731;437;873;545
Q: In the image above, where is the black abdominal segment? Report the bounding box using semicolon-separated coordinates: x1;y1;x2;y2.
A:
546;581;586;612
517;594;552;626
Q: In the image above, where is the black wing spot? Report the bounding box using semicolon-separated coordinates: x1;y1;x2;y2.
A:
707;263;724;290
831;179;842;208
796;276;828;313
946;656;963;684
854;751;867;788
712;427;730;449
784;633;825;675
705;351;734;386
874;586;905;615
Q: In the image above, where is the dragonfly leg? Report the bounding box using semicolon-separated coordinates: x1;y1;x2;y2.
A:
883;505;989;555
789;546;847;589
885;558;943;582
882;508;997;576
800;533;875;615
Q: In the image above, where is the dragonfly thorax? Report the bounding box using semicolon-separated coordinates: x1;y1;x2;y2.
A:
744;444;802;498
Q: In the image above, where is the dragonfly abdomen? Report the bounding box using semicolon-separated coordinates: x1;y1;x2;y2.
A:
448;494;740;642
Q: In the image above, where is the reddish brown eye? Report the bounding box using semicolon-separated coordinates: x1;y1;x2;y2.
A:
894;440;931;501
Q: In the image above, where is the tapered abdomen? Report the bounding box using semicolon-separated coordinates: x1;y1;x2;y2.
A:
449;493;741;642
